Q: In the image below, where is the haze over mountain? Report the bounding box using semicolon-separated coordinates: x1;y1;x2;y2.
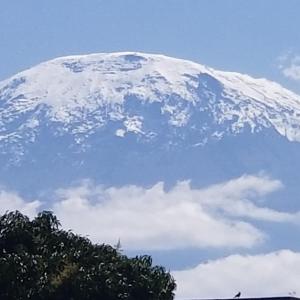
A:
0;52;300;201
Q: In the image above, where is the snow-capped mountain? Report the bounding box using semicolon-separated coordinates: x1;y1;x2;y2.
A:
1;52;300;198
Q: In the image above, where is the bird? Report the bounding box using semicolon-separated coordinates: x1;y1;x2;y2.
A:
234;292;241;299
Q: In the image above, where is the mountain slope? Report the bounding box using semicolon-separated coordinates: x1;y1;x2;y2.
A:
0;52;300;198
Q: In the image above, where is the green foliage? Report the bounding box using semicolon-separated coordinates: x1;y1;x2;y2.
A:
0;211;176;300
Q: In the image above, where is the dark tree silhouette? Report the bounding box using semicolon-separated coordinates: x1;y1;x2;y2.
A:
0;211;176;300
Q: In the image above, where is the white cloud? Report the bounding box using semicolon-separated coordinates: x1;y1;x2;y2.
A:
53;180;262;250
278;52;300;81
0;175;298;251
198;175;294;222
0;189;41;218
173;250;300;299
51;175;290;250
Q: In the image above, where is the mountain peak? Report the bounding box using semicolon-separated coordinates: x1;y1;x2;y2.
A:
1;51;300;151
1;52;300;194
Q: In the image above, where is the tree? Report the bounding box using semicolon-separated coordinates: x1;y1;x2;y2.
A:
0;211;176;300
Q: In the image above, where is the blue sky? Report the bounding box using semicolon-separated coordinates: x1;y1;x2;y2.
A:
1;0;300;93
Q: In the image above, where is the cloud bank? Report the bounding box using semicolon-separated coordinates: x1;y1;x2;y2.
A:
0;174;297;250
53;177;264;250
173;250;300;299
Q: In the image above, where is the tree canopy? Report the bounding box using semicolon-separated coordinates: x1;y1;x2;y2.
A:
0;210;176;300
